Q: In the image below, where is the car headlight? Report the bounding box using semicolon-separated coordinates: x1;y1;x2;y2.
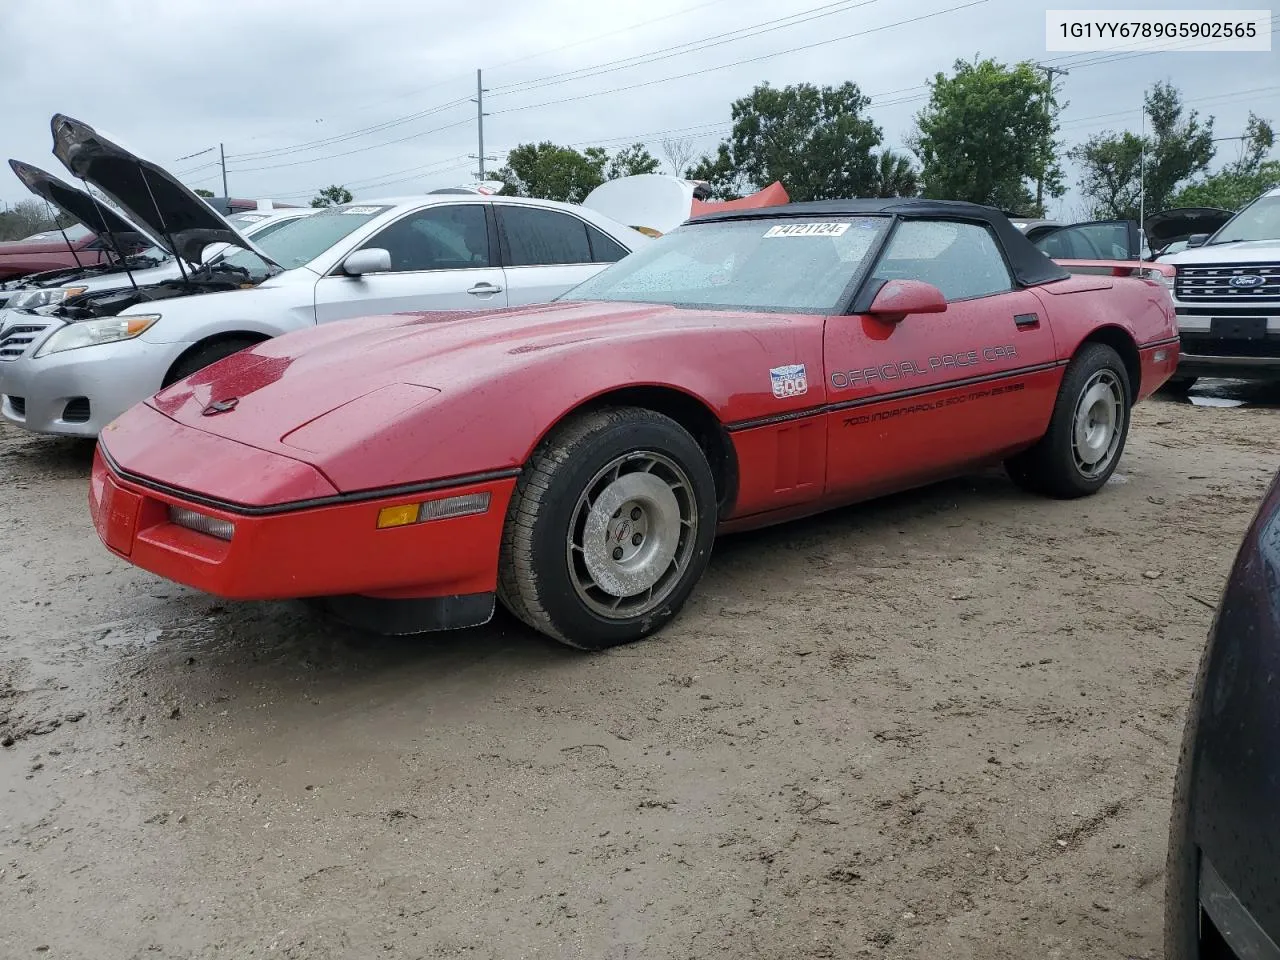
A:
35;314;160;357
11;285;88;310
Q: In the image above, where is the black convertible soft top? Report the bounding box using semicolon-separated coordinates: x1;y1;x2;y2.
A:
690;197;1072;288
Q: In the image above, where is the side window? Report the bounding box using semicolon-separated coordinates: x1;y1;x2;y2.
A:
362;204;490;272
871;220;1013;301
586;223;629;263
498;206;592;266
1034;222;1133;261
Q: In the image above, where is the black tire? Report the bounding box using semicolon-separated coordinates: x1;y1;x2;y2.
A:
1005;342;1131;499
162;336;262;388
1160;375;1197;395
497;406;718;650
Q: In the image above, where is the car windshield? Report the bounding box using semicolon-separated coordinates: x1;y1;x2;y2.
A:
1209;195;1280;244
560;215;889;313
218;204;391;272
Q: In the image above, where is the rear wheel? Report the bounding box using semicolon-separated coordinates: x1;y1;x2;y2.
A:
1006;342;1131;499
162;336;263;388
497;406;717;650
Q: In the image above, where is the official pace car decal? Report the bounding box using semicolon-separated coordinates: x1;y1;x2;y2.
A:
830;344;1020;389
770;363;809;399
763;222;850;238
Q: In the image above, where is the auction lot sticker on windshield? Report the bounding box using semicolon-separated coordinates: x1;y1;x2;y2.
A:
764;222;850;238
340;206;383;215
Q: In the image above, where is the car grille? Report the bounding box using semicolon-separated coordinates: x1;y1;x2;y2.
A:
62;397;91;423
0;322;49;360
1175;262;1280;302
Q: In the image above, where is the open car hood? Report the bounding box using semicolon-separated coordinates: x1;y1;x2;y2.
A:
582;175;789;237
49;113;280;268
1144;207;1234;248
8;158;160;253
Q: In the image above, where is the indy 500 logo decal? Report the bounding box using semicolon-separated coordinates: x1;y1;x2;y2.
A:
770;363;808;399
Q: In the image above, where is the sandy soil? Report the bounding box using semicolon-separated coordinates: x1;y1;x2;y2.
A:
3;384;1279;960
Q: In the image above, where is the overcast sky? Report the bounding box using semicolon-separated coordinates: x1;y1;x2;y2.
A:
0;0;1275;219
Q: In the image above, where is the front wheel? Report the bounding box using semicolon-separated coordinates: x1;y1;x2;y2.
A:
1005;342;1131;499
497;406;718;650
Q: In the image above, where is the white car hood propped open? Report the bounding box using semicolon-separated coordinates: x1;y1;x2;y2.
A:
8;158;162;254
49;113;281;269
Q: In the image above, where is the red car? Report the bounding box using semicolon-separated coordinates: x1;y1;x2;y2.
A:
89;200;1179;649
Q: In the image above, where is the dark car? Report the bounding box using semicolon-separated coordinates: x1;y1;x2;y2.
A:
1166;468;1280;959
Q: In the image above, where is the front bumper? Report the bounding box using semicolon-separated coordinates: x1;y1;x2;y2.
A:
91;425;516;604
0;318;183;436
1176;352;1280;381
1175;310;1280;381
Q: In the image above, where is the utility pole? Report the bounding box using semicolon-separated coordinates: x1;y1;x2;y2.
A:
219;143;229;198
1034;64;1069;216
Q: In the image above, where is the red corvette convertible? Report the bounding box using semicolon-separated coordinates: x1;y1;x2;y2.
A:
89;200;1178;649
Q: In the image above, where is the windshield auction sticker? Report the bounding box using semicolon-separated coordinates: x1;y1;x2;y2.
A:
764;222;851;238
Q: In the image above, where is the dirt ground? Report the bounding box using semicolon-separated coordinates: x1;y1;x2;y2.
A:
3;384;1279;960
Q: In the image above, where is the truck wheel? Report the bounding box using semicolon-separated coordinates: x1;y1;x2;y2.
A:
497;406;717;650
1005;342;1131;499
162;336;262;388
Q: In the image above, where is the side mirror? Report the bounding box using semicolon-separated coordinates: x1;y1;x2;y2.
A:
342;247;391;276
1186;233;1209;248
866;279;947;322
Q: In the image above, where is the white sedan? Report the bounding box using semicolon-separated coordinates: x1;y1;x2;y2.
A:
0;113;650;437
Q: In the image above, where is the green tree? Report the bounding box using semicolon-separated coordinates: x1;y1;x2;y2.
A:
689;82;882;202
1071;81;1215;219
868;149;920;198
311;185;353;208
0;199;60;241
685;144;745;200
491;142;605;202
1169;161;1280;211
1069;132;1146;220
491;142;664;203
1168;113;1276;210
607;143;661;180
193;188;214;198
910;57;1064;214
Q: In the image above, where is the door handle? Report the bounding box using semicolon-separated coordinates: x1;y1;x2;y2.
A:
467;282;503;296
1014;313;1040;329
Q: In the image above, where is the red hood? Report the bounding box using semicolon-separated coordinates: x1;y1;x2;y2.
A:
0;237;81;256
145;301;767;492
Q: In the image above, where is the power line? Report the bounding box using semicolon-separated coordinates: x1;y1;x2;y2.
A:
202;0;747;165
486;0;885;98
486;0;739;74
229;115;475;173
1058;85;1280;133
227;97;472;162
486;0;989;119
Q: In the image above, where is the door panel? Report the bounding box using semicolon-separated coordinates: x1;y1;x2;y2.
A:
494;205;614;306
503;263;607;307
314;268;507;323
314;202;508;323
823;219;1061;499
